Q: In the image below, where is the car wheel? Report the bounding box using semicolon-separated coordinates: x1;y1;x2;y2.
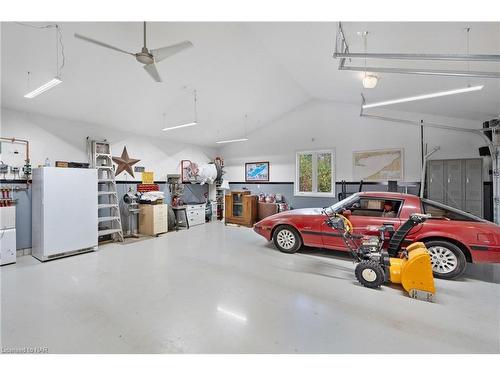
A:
273;225;302;254
424;240;467;279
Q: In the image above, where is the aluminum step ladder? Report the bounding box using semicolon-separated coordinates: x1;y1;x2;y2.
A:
87;138;124;242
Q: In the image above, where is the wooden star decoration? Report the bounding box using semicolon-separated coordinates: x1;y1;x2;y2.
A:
112;146;140;178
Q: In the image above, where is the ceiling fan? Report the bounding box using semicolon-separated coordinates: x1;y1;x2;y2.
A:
74;22;193;82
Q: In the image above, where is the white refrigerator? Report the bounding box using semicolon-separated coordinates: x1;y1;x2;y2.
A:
32;167;98;261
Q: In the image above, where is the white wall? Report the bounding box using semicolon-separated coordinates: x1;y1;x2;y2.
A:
0;108;218;181
221;100;490;183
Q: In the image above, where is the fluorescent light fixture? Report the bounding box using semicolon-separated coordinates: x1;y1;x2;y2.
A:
162;121;198;131
24;77;62;99
362;85;484;109
215;138;249;144
362;74;378;89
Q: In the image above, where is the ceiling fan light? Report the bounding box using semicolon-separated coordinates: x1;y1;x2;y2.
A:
362;74;378;89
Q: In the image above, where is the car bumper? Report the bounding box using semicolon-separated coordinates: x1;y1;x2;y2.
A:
470;244;500;263
253;224;272;241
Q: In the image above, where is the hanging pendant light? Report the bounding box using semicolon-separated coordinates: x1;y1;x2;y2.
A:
362;75;378;89
162;89;198;131
23;24;64;98
216;114;249;144
360;31;378;89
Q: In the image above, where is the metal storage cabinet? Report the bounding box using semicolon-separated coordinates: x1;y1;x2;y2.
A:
426;158;483;217
465;159;483;217
186;204;205;226
427;160;445;202
445;159;463;210
32;167;98;261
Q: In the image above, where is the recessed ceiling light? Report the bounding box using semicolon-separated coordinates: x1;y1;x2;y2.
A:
362;85;484;109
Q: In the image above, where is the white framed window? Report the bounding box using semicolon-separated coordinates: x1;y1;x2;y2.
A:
295;150;335;197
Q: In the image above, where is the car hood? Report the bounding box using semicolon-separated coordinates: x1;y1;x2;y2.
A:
254;208;324;227
288;208;323;215
268;207;323;219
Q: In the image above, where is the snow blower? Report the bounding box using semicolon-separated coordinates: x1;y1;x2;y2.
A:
323;209;436;302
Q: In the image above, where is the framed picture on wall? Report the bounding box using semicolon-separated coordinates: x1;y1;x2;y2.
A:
245;161;270;182
352;148;404;181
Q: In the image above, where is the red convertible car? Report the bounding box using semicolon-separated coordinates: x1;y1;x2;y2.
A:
254;192;500;279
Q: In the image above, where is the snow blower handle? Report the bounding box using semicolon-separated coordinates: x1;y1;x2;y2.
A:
409;213;431;225
323;210;353;234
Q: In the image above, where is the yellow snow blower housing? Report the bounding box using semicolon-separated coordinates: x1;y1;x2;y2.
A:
324;211;436;302
388;242;435;301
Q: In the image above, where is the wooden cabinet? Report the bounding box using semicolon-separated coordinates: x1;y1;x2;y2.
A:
139;204;168;236
224;191;257;227
257;202;279;221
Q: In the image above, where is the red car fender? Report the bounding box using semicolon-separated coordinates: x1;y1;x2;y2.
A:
412;231;471;257
254;218;301;241
271;219;300;236
270;217;322;245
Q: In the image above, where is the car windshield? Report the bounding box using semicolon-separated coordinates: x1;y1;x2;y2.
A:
327;193;360;213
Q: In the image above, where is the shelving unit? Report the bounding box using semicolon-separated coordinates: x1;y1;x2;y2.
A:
216;182;225;220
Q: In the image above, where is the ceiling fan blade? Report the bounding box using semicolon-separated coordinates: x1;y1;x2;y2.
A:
151;41;193;63
143;63;162;82
74;33;134;56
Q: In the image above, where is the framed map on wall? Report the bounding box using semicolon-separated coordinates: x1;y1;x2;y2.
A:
353;148;403;181
245;161;270;182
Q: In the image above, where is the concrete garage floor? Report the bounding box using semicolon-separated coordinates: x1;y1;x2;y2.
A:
1;222;499;354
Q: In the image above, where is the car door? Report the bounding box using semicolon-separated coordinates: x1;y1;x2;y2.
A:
320;194;360;249
348;212;401;240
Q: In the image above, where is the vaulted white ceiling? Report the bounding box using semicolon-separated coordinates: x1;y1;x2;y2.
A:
2;22;499;146
249;22;500;119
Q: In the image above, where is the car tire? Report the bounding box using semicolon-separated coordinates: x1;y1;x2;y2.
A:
424;240;467;280
355;260;385;288
273;225;302;254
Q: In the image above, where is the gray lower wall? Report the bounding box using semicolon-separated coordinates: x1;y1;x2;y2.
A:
2;178;493;250
0;180;208;250
228;181;494;221
228;182;421;209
